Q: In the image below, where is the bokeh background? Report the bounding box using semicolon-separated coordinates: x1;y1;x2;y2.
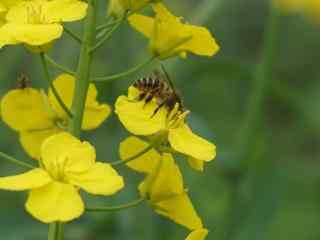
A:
0;0;320;239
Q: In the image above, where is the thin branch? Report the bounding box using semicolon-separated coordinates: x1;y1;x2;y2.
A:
86;197;145;212
44;54;76;75
40;53;73;118
64;26;82;44
0;151;36;169
92;56;156;82
111;145;153;166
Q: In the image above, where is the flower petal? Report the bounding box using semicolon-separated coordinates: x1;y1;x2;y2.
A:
3;23;63;46
49;73;110;129
41;132;95;173
1;88;53;131
0;169;52;191
42;0;88;23
20;128;62;160
82;102;111;130
115;87;167;135
67;163;124;195
25;181;84;223
181;24;220;57
187;157;205;172
139;153;184;200
128;14;154;38
154;192;203;230
168;124;216;162
186;229;209;240
119;136;161;173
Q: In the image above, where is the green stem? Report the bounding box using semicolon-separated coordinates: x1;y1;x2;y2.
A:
48;222;64;240
44;54;76;75
0;151;36;169
235;7;281;169
68;0;98;138
225;6;281;240
64;26;82;44
90;14;125;53
40;53;73;118
92;56;156;82
86;197;145;212
111;145;153;166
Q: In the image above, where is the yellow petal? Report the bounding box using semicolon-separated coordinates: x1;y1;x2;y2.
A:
155;192;203;230
41;132;95;173
26;181;84;223
82;102;111;130
0;169;52;191
67;163;124;195
42;0;88;23
187;157;205;172
115;87;167;135
1;88;53;131
108;0;126;18
119;136;161;173
168;124;216;162
139;153;184;201
181;24;220;57
49;73;110;129
20;128;62;160
128;14;154;38
186;229;209;240
3;23;63;46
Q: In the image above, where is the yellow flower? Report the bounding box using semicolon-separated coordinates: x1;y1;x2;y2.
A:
1;74;111;159
185;229;209;240
116;87;216;171
0;133;124;223
108;0;157;18
273;0;320;23
128;3;219;59
0;0;88;49
137;152;204;230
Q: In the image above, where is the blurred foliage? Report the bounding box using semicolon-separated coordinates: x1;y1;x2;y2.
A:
0;0;320;239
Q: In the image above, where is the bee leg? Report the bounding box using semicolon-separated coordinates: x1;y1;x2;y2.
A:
129;92;146;102
143;95;153;109
151;101;166;118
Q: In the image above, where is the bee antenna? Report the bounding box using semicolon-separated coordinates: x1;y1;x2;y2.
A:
159;64;175;89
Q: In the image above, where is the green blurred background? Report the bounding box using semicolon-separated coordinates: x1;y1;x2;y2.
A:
0;0;320;239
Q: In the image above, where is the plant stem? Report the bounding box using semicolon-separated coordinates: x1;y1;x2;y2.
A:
235;7;281;169
86;197;145;212
68;0;98;138
92;56;156;82
111;145;153;166
225;6;281;240
0;151;36;169
90;14;125;53
64;26;82;44
44;54;76;75
40;53;73;118
48;222;63;240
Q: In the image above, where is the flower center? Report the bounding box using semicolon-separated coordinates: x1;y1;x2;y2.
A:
46;155;69;182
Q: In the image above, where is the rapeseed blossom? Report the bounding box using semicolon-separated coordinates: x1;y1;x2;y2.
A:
116;86;216;171
128;3;219;59
1;74;111;159
0;133;124;223
0;0;88;49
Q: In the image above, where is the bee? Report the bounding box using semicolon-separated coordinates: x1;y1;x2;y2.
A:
133;66;184;116
16;72;30;90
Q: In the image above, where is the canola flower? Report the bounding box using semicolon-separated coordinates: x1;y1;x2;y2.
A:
0;0;88;49
0;73;111;160
128;3;220;59
0;133;124;223
273;0;320;23
116;86;216;171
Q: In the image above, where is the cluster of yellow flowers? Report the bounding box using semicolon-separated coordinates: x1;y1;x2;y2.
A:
0;0;220;239
273;0;320;23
